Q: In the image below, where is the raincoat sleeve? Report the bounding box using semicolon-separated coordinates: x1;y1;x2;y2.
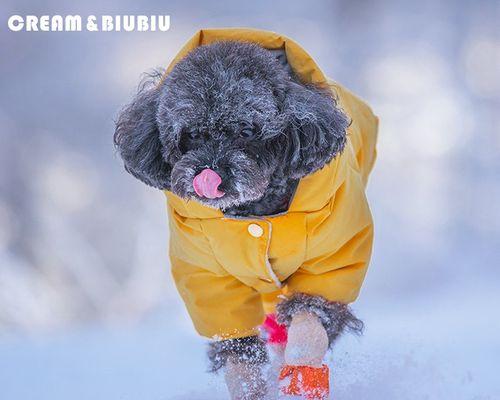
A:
285;172;374;304
167;206;264;339
285;90;378;304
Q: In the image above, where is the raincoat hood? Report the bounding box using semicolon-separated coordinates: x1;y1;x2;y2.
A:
163;29;379;340
165;28;328;84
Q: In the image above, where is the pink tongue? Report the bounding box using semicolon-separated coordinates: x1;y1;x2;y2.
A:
193;168;225;199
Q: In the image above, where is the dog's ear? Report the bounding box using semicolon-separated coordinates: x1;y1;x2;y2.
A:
114;75;172;190
280;80;349;179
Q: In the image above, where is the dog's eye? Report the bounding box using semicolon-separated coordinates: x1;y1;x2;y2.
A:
179;129;203;153
240;122;255;139
188;130;202;140
241;128;253;138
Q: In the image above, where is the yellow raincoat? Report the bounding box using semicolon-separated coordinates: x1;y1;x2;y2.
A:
163;29;378;340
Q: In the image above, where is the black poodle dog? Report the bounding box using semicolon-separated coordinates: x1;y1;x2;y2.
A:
114;40;362;398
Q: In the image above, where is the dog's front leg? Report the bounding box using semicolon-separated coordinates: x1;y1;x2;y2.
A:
285;311;329;366
208;336;268;400
224;357;267;400
276;294;364;398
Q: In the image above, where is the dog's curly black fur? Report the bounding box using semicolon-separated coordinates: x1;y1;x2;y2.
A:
114;41;349;216
207;335;268;372
114;41;358;372
276;293;364;347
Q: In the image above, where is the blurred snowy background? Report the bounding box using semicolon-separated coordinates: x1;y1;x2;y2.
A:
1;0;499;399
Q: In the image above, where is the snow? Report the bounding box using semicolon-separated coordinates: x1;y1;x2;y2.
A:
1;279;498;400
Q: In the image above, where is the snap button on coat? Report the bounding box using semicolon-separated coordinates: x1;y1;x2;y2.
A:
248;223;264;238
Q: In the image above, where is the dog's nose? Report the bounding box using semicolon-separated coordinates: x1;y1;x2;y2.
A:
193;168;225;199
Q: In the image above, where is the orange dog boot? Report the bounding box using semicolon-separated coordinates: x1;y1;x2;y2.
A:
279;364;329;399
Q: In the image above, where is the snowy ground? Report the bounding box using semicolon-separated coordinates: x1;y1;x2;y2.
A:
1;278;499;400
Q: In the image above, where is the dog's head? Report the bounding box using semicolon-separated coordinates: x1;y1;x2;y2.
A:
114;41;349;210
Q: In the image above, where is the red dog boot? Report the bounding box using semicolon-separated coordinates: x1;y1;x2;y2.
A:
261;313;288;396
279;364;330;399
261;313;288;345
